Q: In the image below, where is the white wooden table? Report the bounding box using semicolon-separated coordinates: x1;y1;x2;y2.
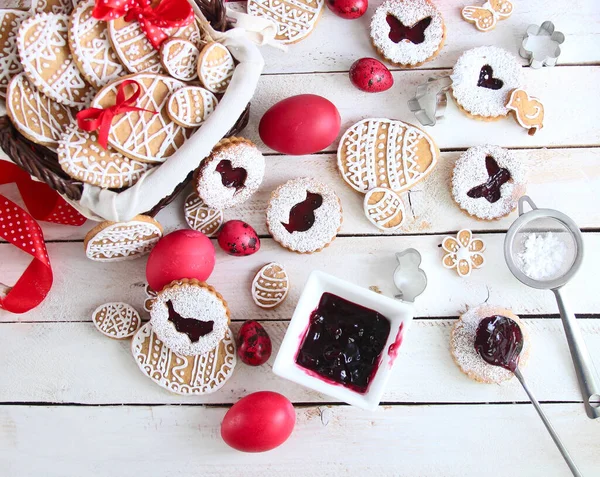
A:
2;1;600;475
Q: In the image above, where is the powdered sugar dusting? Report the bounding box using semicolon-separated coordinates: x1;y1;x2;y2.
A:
518;232;569;281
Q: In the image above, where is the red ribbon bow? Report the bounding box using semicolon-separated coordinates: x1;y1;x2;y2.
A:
76;80;157;150
93;0;194;50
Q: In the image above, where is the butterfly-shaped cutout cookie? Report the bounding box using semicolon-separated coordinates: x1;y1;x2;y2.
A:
461;0;513;32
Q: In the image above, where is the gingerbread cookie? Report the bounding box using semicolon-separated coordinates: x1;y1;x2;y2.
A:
84;215;163;262
506;88;544;136
451;46;524;120
91;73;190;163
451;145;526;220
132;322;236;395
248;0;324;44
6;73;76;148
58;126;154;188
17;13;94;107
370;0;446;68
92;302;141;339
68;0;125;89
149;279;230;356
183;192;223;237
143;284;157;312
337;118;439;195
31;0;77;15
267;177;343;254
252;262;289;309
441;229;485;277
166;86;217;128
363;187;405;231
195;137;265;210
462;0;513;32
197;42;235;94
160;38;200;82
0;9;28;98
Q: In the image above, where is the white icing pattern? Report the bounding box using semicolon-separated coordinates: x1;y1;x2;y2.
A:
167;86;217;128
252;262;289;309
160;38;200;82
197;43;235;94
0;9;28;98
92;302;141;339
31;0;77;15
363;187;405;231
183;193;223;237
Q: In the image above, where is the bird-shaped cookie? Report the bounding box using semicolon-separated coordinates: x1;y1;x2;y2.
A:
506;88;545;136
462;0;513;32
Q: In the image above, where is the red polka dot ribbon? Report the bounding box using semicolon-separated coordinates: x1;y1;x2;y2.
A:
92;0;194;50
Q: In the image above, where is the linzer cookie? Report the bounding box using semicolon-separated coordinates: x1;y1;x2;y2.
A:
337;118;439;195
267;177;343;254
166;86;217;128
84;215;163;261
195;138;265;210
451;145;527;220
363;187;405;232
197;42;235;94
370;0;446;68
252;262;289;309
132;322;236;395
92;302;141;339
31;0;77;14
183;192;223;237
506;88;544;135
149;279;230;356
17;13;94;107
0;9;28;98
160;38;200;82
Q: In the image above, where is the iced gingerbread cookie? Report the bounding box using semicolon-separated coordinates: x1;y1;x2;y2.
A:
84;215;163;262
17;13;94;107
267;177;343;254
247;0;324;44
149;279;231;356
506;88;544;136
441;229;485;277
58;126;154;189
132;322;236;395
451;305;529;384
452;145;526;220
337;118;439;195
166;86;217;128
92;302;141;339
183;192;223;237
370;0;445;68
6;73;76;148
252;262;289;309
195;137;265;210
462;0;513;33
197;42;235;94
143;284;158;312
363;187;405;232
31;0;77;15
451;46;524;120
160;38;200;82
68;0;125;89
0;9;28;98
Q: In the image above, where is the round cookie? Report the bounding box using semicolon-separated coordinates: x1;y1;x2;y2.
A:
31;0;77;15
266;177;343;254
84;215;163;262
0;9;28;98
451;305;530;384
337;118;439;195
92;302;141;339
149;279;230;357
195;137;265;210
197;42;235;94
363;187;405;231
252;262;289;309
160;38;200;82
17;12;94;107
183;192;223;237
451;145;527;221
451;46;524;120
166;86;218;128
370;0;445;68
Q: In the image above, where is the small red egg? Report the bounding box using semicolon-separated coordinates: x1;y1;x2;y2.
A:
326;0;368;19
237;320;272;366
146;230;215;292
259;94;341;155
349;58;394;93
218;220;260;257
221;392;296;452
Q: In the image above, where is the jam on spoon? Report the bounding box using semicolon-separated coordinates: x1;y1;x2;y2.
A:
166;300;214;343
216;160;247;191
474;315;523;372
282;192;323;234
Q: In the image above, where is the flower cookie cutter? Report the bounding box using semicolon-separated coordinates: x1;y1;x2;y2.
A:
393;249;427;302
519;21;565;69
408;76;453;127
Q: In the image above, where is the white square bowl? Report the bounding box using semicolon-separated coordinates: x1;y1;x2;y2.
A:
273;270;414;411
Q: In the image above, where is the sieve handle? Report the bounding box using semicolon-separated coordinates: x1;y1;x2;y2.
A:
553;288;600;419
518;195;538;216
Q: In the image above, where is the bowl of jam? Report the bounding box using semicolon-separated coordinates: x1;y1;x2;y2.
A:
273;271;414;410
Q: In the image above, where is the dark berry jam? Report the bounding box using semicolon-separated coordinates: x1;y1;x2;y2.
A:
467;155;511;203
216;160;247;190
166;300;214;343
295;292;391;394
474;315;523;372
282;192;323;234
477;65;504;90
386;15;431;44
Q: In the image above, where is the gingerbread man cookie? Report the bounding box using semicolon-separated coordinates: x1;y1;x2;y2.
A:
0;9;28;98
160;38;200;82
506;88;544;136
166;86;218;128
197;42;235;94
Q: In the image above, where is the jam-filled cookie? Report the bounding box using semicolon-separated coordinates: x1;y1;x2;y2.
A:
451;46;524;120
451;145;526;221
195;137;265;210
370;0;446;68
267;177;343;254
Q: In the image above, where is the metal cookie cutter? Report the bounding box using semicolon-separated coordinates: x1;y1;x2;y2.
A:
393;249;427;303
408;76;453;127
520;21;565;69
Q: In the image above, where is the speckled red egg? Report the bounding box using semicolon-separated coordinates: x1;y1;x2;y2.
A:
237;320;272;366
259;95;341;155
326;0;368;19
218;220;260;257
349;58;394;93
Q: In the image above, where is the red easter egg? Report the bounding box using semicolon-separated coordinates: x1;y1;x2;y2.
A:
349;58;394;93
237;320;272;366
326;0;368;19
218;220;260;257
259;94;341;155
146;230;215;291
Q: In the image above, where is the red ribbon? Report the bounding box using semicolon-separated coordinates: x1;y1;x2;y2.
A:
93;0;194;50
76;80;157;150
